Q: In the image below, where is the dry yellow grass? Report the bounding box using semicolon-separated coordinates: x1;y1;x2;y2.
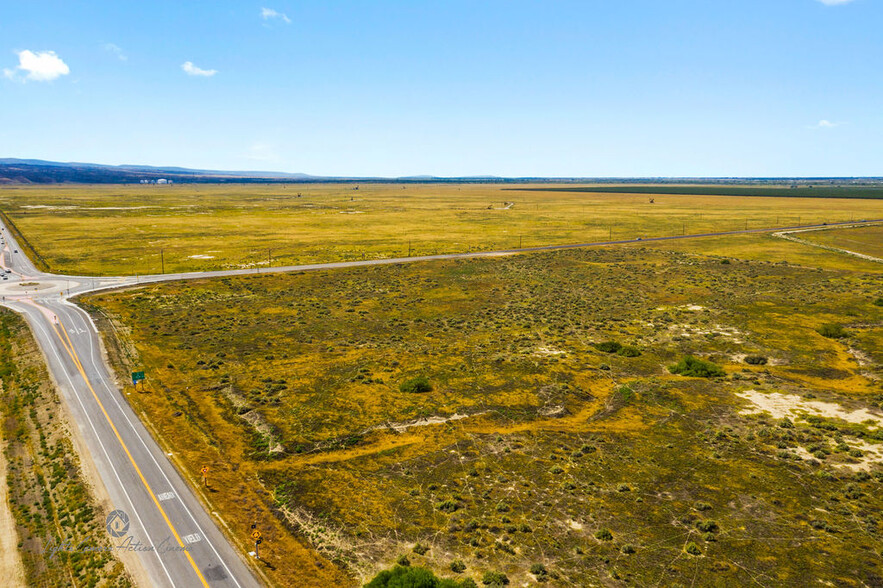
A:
1;183;882;275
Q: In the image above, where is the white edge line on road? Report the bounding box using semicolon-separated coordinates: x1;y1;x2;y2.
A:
67;305;245;588
19;303;179;588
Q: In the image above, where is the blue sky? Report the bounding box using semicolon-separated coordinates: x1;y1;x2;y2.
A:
1;0;880;177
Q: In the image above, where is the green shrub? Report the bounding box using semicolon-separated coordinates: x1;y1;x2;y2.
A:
594;528;613;541
396;555;411;567
618;345;641;357
450;560;466;573
365;565;438;587
684;541;702;556
400;376;432;394
481;571;509;586
696;520;718;533
529;563;548;576
365;565;476;588
436;500;460;513
744;355;768;365
668;356;725;378
413;543;429;555
874;298;883;306
621;544;636;554
594;341;622;353
817;323;847;339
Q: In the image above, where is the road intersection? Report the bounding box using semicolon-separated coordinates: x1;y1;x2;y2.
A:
0;217;880;587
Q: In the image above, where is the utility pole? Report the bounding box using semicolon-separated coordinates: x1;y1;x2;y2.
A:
408;240;411;257
519;235;523;249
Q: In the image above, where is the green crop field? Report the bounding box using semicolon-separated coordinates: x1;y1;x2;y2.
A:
81;230;883;587
1;183;882;275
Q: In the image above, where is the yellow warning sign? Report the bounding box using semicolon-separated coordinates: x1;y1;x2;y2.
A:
251;530;262;540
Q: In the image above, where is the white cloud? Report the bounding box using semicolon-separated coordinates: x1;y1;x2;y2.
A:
4;49;70;82
181;61;217;77
808;119;843;129
103;43;127;61
261;7;291;24
817;0;856;5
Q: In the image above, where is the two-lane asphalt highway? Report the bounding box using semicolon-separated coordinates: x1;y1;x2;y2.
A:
0;225;261;588
0;216;880;587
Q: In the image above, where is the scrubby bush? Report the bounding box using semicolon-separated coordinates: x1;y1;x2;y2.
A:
696;520;718;533
618;345;641;357
668;356;725;378
744;355;768;365
413;543;429;555
874;298;883;306
396;555;411;567
436;500;460;513
529;563;548;577
817;323;847;339
684;542;702;556
594;528;613;541
400;376;432;394
450;560;466;573
481;571;509;586
621;544;636;554
594;341;622;354
366;565;475;588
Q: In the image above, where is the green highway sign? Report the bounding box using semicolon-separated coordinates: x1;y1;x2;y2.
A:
131;371;145;384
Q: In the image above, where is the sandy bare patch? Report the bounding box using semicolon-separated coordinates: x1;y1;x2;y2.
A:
187;254;215;260
848;348;873;367
737;390;883;429
536;347;566;356
0;426;26;587
838;438;883;472
365;412;484;434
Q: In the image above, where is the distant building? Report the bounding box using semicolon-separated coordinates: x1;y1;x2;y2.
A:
156;178;168;184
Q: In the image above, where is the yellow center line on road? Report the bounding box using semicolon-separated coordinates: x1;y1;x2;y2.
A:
53;317;210;588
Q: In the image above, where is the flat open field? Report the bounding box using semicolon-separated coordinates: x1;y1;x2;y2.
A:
2;183;882;275
799;224;883;259
82;233;883;587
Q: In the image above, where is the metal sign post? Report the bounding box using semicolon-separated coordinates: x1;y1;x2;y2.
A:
251;526;262;559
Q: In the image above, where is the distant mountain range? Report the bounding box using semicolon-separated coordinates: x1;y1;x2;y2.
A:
1;158;881;185
0;158;328;184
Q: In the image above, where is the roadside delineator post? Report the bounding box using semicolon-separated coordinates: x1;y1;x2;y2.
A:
202;465;209;487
